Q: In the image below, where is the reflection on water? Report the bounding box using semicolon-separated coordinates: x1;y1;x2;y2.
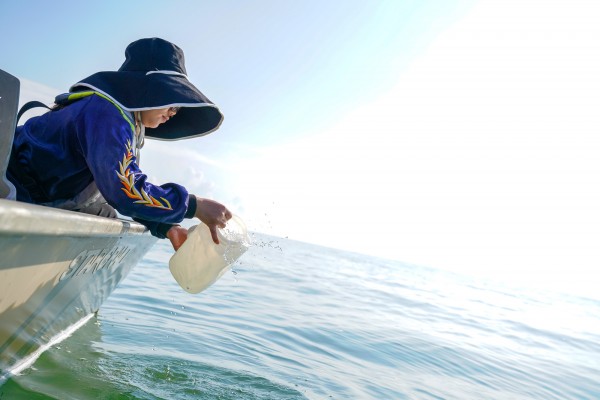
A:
3;314;304;400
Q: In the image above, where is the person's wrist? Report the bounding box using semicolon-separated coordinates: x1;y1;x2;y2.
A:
166;225;180;239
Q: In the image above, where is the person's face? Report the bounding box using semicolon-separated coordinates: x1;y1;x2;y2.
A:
140;107;178;128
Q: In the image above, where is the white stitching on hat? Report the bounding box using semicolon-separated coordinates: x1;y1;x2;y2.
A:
146;70;188;78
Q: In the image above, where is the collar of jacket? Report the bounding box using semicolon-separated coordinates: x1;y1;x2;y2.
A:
55;91;135;133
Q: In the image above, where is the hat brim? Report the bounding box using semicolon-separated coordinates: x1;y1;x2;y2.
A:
71;72;224;140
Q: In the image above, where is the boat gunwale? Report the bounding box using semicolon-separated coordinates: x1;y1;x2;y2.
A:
0;199;151;237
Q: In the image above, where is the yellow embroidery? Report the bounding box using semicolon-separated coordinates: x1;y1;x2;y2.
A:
117;140;172;210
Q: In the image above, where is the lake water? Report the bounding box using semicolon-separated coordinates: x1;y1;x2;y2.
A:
1;233;599;399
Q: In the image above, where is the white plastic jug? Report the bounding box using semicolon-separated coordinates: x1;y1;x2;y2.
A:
169;215;250;294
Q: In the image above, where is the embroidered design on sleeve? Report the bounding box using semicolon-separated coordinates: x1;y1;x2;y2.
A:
117;140;173;210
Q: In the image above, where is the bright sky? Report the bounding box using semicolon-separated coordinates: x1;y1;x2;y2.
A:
2;1;600;290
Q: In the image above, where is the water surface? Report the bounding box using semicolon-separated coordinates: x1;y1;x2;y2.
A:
2;234;599;399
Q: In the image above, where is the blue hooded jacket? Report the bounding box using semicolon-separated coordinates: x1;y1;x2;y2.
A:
9;92;196;237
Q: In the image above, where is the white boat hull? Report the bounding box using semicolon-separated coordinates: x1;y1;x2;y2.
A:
0;199;157;379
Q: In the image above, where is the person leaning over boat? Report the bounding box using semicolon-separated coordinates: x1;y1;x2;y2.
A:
6;37;231;251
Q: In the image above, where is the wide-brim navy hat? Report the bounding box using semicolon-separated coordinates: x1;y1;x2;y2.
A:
70;37;223;141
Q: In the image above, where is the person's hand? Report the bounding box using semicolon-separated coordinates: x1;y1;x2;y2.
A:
166;225;188;251
194;198;232;244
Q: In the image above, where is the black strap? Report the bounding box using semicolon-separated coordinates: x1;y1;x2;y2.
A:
17;100;51;124
11;100;53;202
